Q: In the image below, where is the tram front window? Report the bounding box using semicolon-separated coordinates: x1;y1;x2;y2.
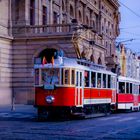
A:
42;68;59;85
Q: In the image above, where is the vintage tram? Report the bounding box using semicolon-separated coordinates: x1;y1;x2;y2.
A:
34;56;140;119
117;76;140;111
34;57;117;119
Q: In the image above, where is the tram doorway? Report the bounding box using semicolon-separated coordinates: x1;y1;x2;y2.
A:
75;70;84;107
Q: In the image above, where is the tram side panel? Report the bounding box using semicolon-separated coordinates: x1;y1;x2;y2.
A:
117;93;134;110
83;72;116;113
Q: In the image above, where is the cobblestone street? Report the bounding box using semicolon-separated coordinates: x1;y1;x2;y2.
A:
0;105;140;140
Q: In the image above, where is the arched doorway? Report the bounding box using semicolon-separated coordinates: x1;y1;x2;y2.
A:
38;48;57;63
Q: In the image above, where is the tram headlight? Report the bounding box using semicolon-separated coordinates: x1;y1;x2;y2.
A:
46;96;55;104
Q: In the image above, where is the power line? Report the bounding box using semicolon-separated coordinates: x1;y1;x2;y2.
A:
119;1;140;19
121;31;140;36
120;25;140;30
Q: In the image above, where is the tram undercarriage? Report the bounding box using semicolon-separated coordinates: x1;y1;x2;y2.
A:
37;103;111;120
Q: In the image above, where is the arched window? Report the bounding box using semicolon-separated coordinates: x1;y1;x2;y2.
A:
70;5;74;17
90;54;95;62
62;0;65;11
78;10;82;22
93;21;95;30
86;16;89;26
98;57;102;65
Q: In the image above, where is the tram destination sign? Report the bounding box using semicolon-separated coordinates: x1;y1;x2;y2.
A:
44;84;55;90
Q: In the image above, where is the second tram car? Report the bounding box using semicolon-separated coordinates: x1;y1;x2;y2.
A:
117;76;140;111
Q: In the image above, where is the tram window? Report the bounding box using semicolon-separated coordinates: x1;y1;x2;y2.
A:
139;85;140;94
80;72;82;87
76;71;79;86
97;73;101;88
126;83;129;93
64;69;70;84
136;85;139;94
35;69;39;85
133;84;136;94
84;71;89;87
119;82;125;93
103;74;106;88
130;83;132;93
71;69;75;85
42;68;60;85
111;76;116;89
91;72;96;87
132;84;135;94
134;84;138;94
108;75;111;88
61;69;64;85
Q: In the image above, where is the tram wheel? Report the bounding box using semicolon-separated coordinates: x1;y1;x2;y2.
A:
37;107;49;121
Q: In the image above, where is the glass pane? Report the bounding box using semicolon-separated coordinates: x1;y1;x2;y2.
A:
35;69;39;85
80;72;82;87
103;74;106;88
108;75;111;88
84;71;89;87
76;71;79;86
97;73;101;88
119;82;125;93
64;69;69;84
130;83;132;93
71;70;75;85
91;72;96;87
42;68;59;85
126;83;129;93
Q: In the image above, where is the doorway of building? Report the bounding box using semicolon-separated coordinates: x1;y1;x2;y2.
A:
38;48;57;63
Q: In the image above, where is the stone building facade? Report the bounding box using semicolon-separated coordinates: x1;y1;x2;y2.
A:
0;0;120;104
0;0;12;105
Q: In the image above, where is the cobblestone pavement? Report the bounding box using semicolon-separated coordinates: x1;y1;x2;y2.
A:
0;106;140;140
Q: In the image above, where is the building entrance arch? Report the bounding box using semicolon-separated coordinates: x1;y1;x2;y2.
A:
38;48;57;63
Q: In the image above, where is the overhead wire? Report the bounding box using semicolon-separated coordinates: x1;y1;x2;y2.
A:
119;1;140;19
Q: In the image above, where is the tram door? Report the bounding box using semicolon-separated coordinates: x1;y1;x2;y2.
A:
75;70;84;107
133;84;139;107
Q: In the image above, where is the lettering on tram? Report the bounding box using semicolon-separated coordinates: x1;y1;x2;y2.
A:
34;49;140;119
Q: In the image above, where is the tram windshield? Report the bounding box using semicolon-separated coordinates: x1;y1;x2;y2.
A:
42;68;60;85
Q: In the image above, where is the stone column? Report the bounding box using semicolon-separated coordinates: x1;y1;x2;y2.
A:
38;0;42;25
34;0;38;25
59;0;63;24
83;4;86;25
25;0;30;25
75;0;79;19
65;0;70;23
48;0;53;24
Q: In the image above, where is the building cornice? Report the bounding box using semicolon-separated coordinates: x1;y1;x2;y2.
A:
108;0;120;9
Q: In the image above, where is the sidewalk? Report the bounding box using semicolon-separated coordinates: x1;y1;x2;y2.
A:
0;104;37;119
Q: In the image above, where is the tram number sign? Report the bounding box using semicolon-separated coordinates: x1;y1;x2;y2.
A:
44;84;54;90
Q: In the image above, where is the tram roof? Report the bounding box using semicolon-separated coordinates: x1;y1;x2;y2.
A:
34;57;116;76
118;76;140;83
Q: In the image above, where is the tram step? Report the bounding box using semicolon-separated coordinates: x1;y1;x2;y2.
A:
84;113;107;119
72;113;108;119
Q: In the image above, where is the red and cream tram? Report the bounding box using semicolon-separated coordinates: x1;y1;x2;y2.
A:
117;76;140;111
34;57;117;118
